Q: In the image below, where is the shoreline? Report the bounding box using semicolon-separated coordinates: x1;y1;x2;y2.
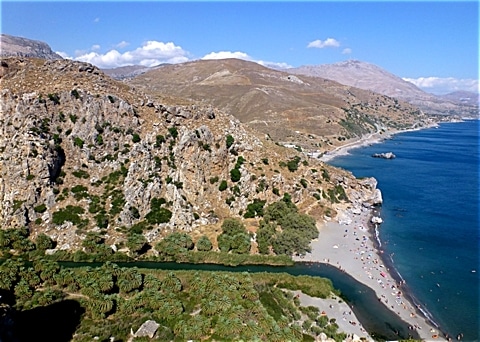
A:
293;206;449;341
315;123;439;163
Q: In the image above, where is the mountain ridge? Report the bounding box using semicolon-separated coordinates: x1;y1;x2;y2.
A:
0;34;63;60
130;58;433;155
288;60;478;117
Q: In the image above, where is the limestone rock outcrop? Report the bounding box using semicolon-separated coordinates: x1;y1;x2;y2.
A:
0;57;381;253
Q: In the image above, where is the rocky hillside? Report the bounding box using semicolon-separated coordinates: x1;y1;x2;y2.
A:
288;60;479;117
0;57;381;253
0;34;63;60
130;58;433;154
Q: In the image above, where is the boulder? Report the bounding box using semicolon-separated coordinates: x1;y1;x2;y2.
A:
372;152;396;159
133;320;159;338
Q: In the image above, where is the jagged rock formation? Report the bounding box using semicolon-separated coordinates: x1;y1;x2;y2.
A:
0;57;381;253
0;34;63;60
288;60;478;118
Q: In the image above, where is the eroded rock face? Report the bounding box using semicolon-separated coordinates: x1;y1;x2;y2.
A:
0;57;380;252
0;34;63;60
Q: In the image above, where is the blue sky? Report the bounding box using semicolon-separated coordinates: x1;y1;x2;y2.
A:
1;1;478;94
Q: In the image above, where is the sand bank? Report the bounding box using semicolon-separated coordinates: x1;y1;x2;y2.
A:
293;207;447;341
293;290;374;341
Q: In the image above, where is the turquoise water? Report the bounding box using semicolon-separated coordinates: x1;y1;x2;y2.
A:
329;120;479;341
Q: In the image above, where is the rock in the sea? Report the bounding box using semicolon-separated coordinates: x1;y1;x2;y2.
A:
372;152;396;159
371;216;383;224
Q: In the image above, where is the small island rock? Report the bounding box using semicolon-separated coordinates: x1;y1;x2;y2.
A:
372;152;396;159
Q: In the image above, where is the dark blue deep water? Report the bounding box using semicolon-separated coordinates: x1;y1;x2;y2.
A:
329;120;479;341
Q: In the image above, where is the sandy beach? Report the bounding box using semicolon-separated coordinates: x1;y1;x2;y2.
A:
293;206;448;341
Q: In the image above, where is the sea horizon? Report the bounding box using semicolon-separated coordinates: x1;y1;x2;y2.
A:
328;119;479;341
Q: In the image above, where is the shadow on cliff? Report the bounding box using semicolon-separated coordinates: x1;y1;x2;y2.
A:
13;299;84;342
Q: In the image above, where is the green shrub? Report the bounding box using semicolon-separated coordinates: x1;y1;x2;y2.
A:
230;168;241;182
219;180;228;191
132;133;141;143
48;93;60;105
69;114;78;124
71;89;80;99
287;156;301;172
168;127;178;139
36;233;55;250
34;204;47;213
196;235;212;252
155;134;166;147
73;137;84;148
226;134;234;149
146;197;172;224
96;134;104;145
243;199;266;218
209;176;219;184
72;169;90;179
52;205;84;225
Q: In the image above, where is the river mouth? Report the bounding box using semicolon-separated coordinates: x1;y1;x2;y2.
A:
59;260;420;340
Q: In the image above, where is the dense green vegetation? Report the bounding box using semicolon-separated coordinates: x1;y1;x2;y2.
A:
257;195;318;256
0;258;348;342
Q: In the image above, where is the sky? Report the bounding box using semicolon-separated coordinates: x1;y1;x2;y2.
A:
1;1;479;95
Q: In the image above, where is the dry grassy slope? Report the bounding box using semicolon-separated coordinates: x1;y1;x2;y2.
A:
130;58;430;153
0;57;380;253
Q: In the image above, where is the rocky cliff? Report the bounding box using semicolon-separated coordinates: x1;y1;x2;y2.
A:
0;57;381;253
0;34;63;60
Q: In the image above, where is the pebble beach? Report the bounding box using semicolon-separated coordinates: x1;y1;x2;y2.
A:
293;206;447;341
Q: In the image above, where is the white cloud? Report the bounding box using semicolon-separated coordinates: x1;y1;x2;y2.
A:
257;60;292;69
56;51;72;59
202;51;251;60
403;76;479;95
116;41;129;49
91;44;101;51
342;48;352;54
307;38;340;49
75;40;189;68
201;50;292;69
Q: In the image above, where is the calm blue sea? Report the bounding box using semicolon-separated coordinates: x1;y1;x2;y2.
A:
329;120;479;341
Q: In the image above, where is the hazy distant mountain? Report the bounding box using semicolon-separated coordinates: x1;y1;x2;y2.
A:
289;60;478;117
438;91;479;107
102;65;153;80
102;63;171;80
0;34;63;60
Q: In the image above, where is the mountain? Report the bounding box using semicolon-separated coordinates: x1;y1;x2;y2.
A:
288;60;478;117
0;56;381;251
0;34;63;60
130;58;433;154
102;64;154;80
438;90;479;107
